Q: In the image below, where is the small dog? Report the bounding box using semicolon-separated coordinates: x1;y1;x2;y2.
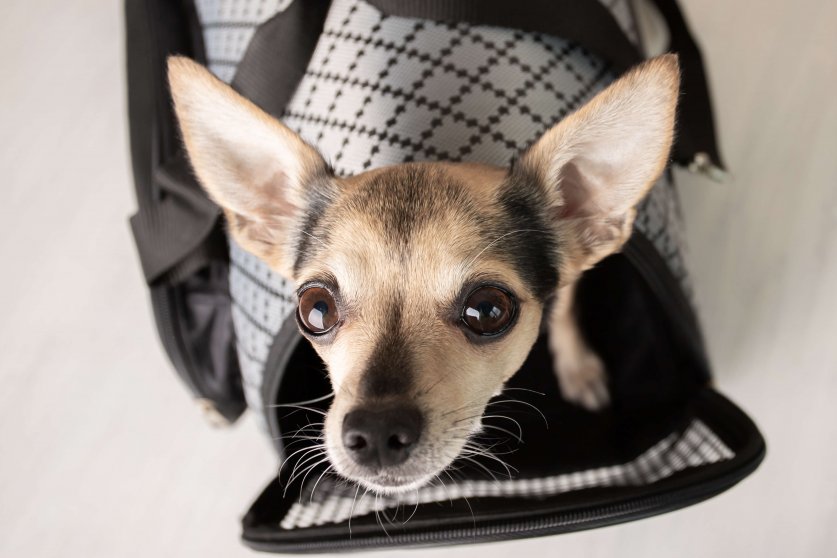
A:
168;53;679;494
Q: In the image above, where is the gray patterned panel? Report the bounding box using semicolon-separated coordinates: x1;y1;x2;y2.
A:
195;0;691;424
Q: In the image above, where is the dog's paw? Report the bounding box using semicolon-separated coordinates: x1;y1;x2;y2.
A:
554;349;610;411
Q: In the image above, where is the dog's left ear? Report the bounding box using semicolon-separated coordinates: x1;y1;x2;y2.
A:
516;54;680;280
167;56;334;279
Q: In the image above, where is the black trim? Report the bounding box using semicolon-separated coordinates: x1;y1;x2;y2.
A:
241;389;764;552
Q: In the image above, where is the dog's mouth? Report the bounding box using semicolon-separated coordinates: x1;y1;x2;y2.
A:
324;440;447;495
354;471;437;494
321;409;486;495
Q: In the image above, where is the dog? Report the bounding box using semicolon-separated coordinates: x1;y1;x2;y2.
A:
168;52;679;494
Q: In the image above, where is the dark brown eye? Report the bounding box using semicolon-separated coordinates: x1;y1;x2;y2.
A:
298;287;339;335
461;286;515;336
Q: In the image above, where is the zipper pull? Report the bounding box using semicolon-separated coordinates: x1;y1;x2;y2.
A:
688;152;728;183
196;398;232;428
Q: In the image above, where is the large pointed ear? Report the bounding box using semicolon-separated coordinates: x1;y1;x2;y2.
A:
516;54;680;281
167;56;333;279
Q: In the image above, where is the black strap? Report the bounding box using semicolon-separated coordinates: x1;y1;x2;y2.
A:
368;0;642;72
129;153;222;284
367;0;724;170
232;0;332;118
126;0;223;285
648;0;723;169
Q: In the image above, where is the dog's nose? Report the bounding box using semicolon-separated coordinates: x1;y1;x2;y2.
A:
341;406;423;468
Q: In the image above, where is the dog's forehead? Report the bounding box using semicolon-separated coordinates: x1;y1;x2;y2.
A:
340;162;503;240
329;165;498;299
300;163;501;271
294;161;556;306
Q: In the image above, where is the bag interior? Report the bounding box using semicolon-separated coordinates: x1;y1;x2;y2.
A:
241;249;764;551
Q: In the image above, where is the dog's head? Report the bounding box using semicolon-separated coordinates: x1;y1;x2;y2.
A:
169;55;679;493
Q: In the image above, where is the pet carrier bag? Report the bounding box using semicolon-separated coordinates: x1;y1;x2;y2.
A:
126;0;765;552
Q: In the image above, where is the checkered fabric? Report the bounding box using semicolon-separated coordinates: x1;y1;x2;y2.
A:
278;419;734;530
194;0;692;430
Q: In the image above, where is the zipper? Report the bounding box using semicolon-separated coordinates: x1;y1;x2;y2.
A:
244;426;764;552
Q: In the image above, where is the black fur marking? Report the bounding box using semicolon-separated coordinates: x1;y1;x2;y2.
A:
359;298;414;398
292;167;338;275
495;165;560;301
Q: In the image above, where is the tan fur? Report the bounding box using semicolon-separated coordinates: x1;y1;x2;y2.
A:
168;54;681;493
520;53;680;282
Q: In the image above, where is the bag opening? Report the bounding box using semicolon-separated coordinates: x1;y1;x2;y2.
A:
241;246;764;552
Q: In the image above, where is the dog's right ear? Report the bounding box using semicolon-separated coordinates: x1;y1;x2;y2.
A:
167;56;333;279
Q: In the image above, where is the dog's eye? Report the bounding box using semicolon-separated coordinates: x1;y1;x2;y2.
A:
298;287;339;335
462;286;515;336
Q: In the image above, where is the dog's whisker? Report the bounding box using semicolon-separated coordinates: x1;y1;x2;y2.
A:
479;414;524;439
485;398;549;428
374;493;392;539
458;455;504;483
273;392;335;408
443;469;476;531
284;435;324;443
267;403;328;416
478;423;524;444
294;228;330;251
309;465;335;504
380;503;396;527
282;428;324;440
284;454;325;494
284;446;326;484
290;456;331;500
280;437;323;451
501;387;546;396
432;473;454;507
348;483;362;538
290;422;325;434
283;458;317;498
403;487;421;524
278;443;325;473
452;412;484;425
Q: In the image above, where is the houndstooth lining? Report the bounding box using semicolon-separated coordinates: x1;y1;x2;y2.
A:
278;419;734;530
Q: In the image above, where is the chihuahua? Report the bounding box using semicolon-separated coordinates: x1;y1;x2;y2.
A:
168;53;679;494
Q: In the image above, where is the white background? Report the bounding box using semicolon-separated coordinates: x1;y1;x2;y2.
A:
1;0;835;556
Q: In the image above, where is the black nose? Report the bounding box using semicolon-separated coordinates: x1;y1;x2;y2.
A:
342;406;423;468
